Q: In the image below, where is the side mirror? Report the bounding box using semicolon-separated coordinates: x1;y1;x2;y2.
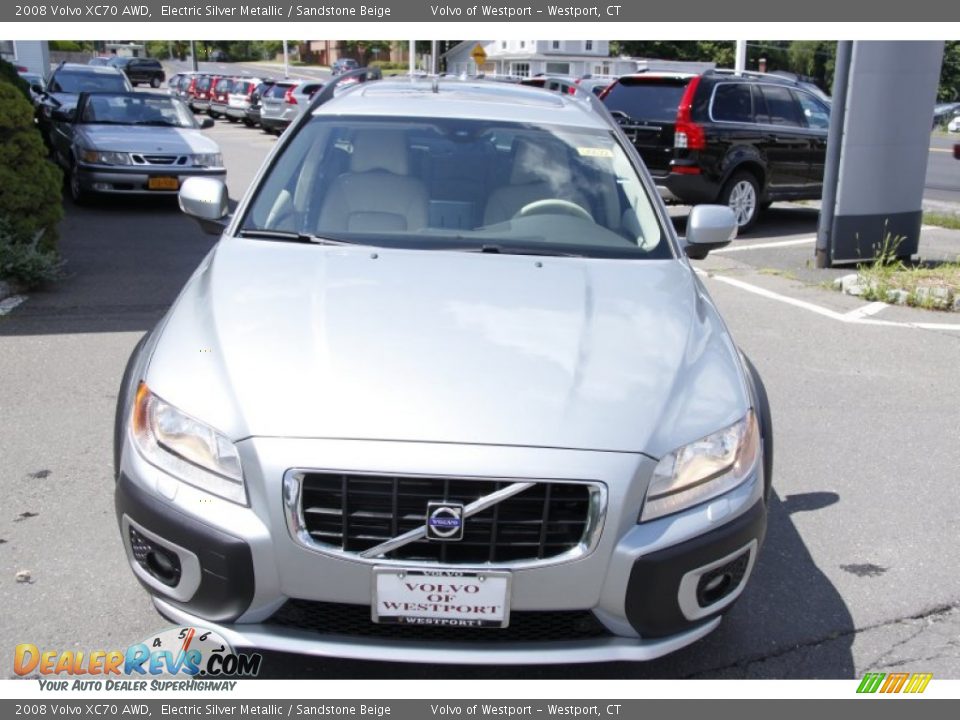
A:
31;83;44;94
179;177;229;235
200;117;214;129
51;107;76;123
684;205;737;259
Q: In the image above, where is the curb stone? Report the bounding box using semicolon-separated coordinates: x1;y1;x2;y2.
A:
835;273;959;311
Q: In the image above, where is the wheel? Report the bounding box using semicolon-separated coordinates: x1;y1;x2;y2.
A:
69;162;90;205
720;171;761;233
227;116;238;123
243;119;254;127
150;77;161;88
513;198;593;222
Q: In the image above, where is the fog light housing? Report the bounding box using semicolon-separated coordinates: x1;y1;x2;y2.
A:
695;550;749;607
129;526;182;587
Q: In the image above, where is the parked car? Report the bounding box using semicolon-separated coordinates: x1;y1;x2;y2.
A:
575;75;617;96
34;63;133;146
49;91;224;203
88;56;113;66
601;70;831;231
208;76;237;119
933;102;960;128
948;114;960;133
114;72;772;665
242;80;274;127
108;56;166;88
187;74;218;113
224;78;266;123
17;71;46;102
331;58;359;76
259;79;304;134
166;71;200;100
287;80;325;116
210;49;230;63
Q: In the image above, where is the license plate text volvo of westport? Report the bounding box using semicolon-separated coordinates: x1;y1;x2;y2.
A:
114;68;773;664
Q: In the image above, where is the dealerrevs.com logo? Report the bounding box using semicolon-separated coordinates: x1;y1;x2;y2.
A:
15;627;262;691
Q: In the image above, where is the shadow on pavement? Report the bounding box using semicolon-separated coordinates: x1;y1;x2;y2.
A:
0;192;219;337
249;491;855;680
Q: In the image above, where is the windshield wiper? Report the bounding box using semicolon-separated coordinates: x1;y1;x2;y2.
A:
236;229;352;245
132;120;180;127
462;244;585;258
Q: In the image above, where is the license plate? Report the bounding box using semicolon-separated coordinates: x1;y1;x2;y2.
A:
373;568;511;628
148;176;179;191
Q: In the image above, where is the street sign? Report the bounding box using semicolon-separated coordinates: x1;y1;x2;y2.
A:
471;44;487;65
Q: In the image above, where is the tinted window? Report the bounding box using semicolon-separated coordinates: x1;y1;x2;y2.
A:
712;83;753;123
758;86;802;127
602;78;688;122
796;92;830;129
267;84;293;98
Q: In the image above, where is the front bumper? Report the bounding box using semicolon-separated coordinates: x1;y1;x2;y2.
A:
116;435;766;664
76;165;226;195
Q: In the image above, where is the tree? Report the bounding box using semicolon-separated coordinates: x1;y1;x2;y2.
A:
939;41;960;102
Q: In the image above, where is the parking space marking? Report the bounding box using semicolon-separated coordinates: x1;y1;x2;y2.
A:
711;236;817;253
698;271;960;331
842;301;889;320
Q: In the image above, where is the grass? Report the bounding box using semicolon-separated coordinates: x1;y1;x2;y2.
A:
923;212;960;231
855;231;960;310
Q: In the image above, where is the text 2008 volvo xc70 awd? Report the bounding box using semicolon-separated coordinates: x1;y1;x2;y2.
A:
114;70;773;664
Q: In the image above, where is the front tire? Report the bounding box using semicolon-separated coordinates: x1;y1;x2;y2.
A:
720;171;761;233
69;162;90;205
150;77;161;88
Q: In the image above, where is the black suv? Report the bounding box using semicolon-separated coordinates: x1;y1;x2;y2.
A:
108;56;166;88
601;70;830;231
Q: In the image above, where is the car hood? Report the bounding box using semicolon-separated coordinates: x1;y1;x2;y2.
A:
77;125;219;155
148;240;749;456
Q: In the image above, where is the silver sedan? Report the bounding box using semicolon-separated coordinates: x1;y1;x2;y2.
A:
50;92;226;203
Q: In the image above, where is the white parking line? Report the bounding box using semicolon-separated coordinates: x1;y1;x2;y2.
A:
697;271;960;331
842;301;889;320
710;236;817;253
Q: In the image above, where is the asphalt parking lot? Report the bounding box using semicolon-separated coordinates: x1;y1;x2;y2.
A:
2;111;959;680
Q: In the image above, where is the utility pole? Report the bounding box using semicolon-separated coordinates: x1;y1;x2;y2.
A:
431;40;437;75
815;41;852;268
735;40;747;73
190;40;197;71
410;40;415;74
283;40;289;78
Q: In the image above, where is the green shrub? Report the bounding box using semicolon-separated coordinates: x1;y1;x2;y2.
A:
0;220;64;288
0;58;31;102
0;80;63;255
369;61;407;70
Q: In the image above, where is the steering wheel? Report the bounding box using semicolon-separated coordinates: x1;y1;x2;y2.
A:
513;198;593;222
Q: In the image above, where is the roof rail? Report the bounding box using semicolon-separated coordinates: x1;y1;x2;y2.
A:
307;66;383;112
706;68;801;86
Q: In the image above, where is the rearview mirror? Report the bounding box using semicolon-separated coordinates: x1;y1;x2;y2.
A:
179;177;229;235
684;205;737;259
200;117;214;129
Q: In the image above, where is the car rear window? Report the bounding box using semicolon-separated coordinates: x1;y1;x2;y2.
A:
267;83;293;98
216;78;233;92
602;78;689;122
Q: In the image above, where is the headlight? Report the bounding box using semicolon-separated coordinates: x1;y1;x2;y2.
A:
640;411;760;522
79;149;132;165
192;153;223;168
131;383;246;505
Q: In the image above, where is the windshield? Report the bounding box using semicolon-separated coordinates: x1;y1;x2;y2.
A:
80;94;197;127
49;71;128;94
239;116;670;259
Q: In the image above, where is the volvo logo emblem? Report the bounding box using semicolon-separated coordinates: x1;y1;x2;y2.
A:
426;502;464;541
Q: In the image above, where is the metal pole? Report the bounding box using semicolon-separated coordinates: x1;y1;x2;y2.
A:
190;40;197;71
815;40;853;268
410;40;415;74
283;40;289;78
735;40;747;73
431;40;437;75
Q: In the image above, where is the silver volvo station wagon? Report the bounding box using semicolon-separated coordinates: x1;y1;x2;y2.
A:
114;69;773;665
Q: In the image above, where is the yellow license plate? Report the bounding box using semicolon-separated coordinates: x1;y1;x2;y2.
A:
148;177;179;191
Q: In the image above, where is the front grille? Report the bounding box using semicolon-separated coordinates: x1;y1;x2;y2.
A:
131;154;187;166
268;600;611;643
298;473;595;564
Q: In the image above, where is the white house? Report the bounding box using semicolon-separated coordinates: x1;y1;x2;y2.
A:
443;40;634;78
0;40;50;76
